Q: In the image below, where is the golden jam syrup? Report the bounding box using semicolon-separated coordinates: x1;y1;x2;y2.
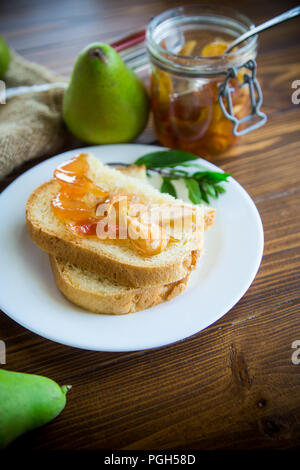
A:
150;40;250;157
50;154;178;256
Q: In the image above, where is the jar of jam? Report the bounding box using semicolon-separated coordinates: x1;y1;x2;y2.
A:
146;5;266;158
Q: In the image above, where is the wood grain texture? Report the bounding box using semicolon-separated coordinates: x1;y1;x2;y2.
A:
1;0;300;450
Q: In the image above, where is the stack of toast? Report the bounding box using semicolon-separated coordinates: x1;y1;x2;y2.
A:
26;153;215;315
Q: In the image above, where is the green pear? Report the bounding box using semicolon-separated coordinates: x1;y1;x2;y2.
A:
0;36;10;78
63;43;149;144
0;369;70;449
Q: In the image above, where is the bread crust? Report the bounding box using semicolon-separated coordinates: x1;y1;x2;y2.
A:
50;256;190;315
26;181;201;287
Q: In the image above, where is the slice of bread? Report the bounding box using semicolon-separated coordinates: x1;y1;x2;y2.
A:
49;165;191;315
50;255;190;315
26;154;215;287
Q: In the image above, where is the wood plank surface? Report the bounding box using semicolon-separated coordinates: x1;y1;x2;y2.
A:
0;0;300;450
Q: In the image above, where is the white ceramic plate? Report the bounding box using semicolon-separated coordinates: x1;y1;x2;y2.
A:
0;144;263;351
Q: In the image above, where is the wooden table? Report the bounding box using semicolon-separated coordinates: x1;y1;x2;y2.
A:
1;0;300;450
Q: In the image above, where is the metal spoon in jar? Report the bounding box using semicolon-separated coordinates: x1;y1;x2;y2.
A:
225;6;300;53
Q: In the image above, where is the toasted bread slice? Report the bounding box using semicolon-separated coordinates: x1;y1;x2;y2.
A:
50;256;190;315
26;154;215;287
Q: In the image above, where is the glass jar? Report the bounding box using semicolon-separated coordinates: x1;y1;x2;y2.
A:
146;5;264;158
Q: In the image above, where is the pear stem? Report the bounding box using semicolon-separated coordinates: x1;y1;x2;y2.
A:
61;385;72;394
88;47;108;64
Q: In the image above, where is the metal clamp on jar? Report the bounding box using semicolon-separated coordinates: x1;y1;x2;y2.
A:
146;5;267;157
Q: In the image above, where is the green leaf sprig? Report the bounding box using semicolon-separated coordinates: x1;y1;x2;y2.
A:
134;150;231;204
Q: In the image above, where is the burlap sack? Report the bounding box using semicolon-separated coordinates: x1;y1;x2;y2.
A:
0;52;69;179
0;51;155;180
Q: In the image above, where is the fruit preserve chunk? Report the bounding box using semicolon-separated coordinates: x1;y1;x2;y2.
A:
201;41;228;57
51;154;199;256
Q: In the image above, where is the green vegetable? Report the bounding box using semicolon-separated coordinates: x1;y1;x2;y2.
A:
133;150;231;204
135;150;198;168
161;177;177;198
193;170;231;183
184;178;202;204
0;369;71;449
215;185;226;195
